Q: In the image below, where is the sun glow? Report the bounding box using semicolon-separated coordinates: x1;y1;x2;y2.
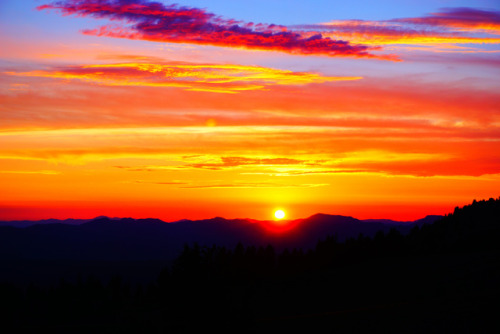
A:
274;210;286;220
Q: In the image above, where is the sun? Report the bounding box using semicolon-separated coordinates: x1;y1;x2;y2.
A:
274;209;286;220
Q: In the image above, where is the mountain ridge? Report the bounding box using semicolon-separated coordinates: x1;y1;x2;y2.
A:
0;213;441;227
0;213;443;263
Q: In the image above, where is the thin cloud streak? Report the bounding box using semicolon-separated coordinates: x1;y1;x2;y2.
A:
179;182;329;189
181;156;324;170
393;7;500;35
6;62;361;93
298;7;500;50
0;170;61;175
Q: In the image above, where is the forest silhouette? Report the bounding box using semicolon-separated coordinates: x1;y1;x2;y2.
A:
1;198;499;333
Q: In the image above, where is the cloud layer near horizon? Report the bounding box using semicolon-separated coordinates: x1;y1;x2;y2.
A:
37;0;386;59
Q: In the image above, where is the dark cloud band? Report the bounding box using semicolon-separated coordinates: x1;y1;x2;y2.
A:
38;0;382;58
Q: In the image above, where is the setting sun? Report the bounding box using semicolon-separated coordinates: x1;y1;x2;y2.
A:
0;0;497;332
274;210;286;220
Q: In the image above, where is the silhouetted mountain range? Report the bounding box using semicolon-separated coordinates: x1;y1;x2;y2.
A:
0;216;120;228
1;198;499;333
0;214;442;261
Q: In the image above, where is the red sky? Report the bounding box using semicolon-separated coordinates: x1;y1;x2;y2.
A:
1;0;499;221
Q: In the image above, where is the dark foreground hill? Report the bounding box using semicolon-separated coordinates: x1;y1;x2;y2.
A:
1;198;499;333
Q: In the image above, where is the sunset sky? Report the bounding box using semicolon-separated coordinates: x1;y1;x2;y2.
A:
1;0;499;221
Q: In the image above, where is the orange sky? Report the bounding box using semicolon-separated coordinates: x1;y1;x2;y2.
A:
1;1;499;221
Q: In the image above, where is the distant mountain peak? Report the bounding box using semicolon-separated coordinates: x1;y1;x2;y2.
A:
306;213;359;222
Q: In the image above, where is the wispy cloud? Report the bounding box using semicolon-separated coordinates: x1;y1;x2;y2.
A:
180;182;329;189
8;83;30;92
38;0;389;59
241;169;370;176
298;7;500;50
5;62;361;93
113;156;324;171
182;156;324;170
132;180;187;185
0;170;61;175
393;7;500;35
128;177;328;189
